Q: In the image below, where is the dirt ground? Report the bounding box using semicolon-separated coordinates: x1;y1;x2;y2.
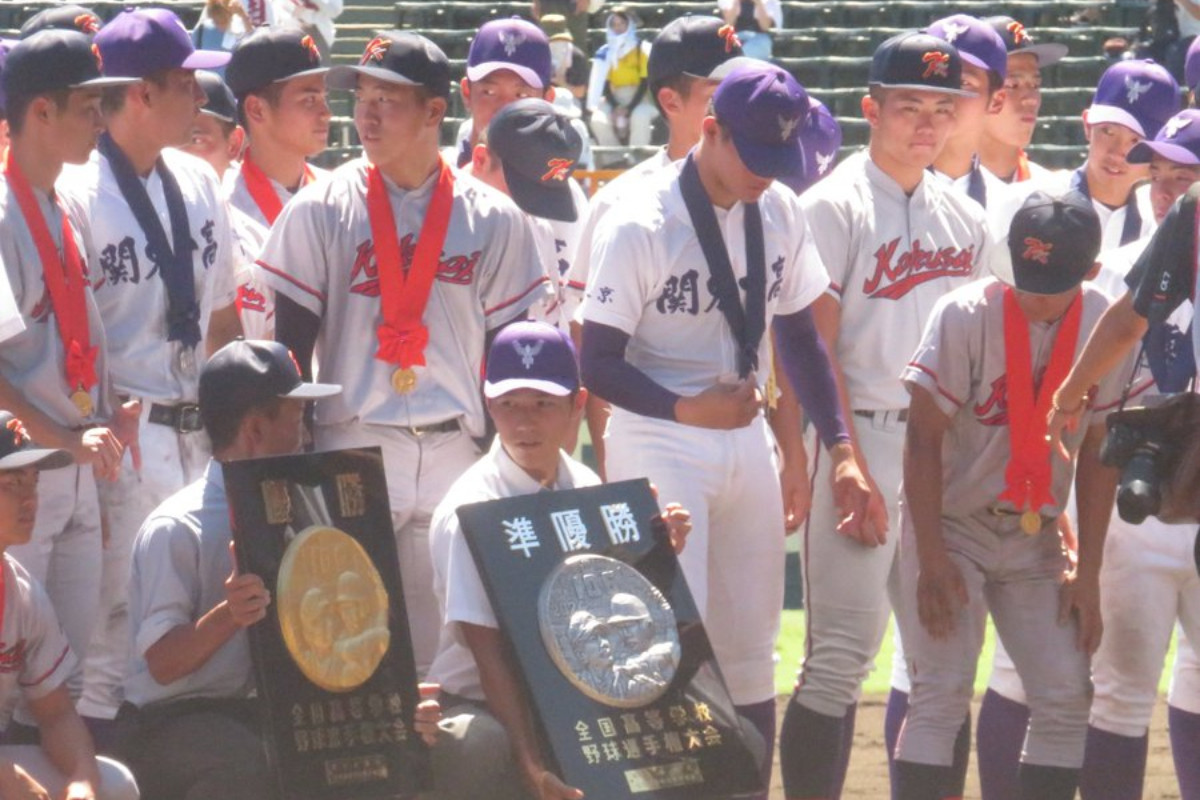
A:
767;696;1181;799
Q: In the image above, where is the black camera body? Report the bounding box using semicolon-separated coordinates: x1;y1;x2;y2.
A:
1101;393;1200;524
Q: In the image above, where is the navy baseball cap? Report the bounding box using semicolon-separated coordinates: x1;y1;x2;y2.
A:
870;31;974;97
485;321;580;398
985;16;1067;65
1008;190;1101;296
0;412;72;471
1128;109;1200;165
327;32;451;100
1087;60;1180;140
20;5;101;38
196;70;237;123
1186;37;1200;96
648;16;745;91
487;98;583;222
3;30;137;99
713;62;809;178
466;18;551;91
779;99;842;195
226;28;328;98
926;14;1008;80
93;8;230;79
200;339;341;430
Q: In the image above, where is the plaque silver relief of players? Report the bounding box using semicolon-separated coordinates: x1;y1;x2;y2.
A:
538;553;680;708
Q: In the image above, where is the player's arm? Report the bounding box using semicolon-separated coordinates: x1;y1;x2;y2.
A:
460;622;584;800
904;384;964;640
570;320;609;481
1060;420;1118;655
0;374;122;477
766;342;810;532
27;684;101;800
274;294;321;382
206;301;244;357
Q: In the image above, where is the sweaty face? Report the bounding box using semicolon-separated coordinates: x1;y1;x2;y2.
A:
986;53;1042;150
866;88;957;171
1148;153;1200;222
258;73;331;158
354;75;441;170
1084;119;1147;199
463;70;547;134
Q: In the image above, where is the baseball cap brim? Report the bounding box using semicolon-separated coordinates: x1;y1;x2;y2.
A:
1013;42;1068;66
466;61;545;90
1128;139;1200;165
503;166;577;222
0;447;73;471
731;134;804;179
327;64;424;90
1087;104;1148;138
73;75;140;89
282;380;342;400
868;80;977;98
484;376;573;398
706;56;759;82
182;49;232;70
272;65;330;86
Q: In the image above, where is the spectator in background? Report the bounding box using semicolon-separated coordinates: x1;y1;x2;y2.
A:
717;0;782;61
542;14;588;106
192;0;253;73
587;6;657;147
1171;0;1200;80
180;70;245;177
272;0;343;65
532;0;593;57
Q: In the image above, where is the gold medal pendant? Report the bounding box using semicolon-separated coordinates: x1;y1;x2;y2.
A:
70;389;93;418
391;367;417;395
1020;509;1042;535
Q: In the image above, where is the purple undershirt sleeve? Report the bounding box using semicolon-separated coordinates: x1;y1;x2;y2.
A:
773;308;851;450
580;321;680;422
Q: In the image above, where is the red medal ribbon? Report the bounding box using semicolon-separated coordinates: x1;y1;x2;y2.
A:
1015;150;1031;183
240;151;315;226
367;159;454;370
4;150;96;395
998;286;1083;514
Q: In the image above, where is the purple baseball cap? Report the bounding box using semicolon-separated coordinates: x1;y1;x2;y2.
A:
779;99;842;195
1186;37;1200;96
485;321;580;398
93;8;230;79
1127;109;1200;165
1087;59;1180;140
713;62;809;178
927;14;1007;80
985;16;1068;65
467;18;551;91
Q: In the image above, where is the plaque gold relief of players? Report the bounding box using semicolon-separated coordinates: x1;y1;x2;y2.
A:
540;554;680;708
277;526;391;692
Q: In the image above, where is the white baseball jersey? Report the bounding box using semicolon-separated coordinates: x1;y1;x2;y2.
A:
580;162;829;398
801;150;990;411
428;440;600;701
1035;171;1157;254
0;555;76;728
258;158;547;437
0;180;111;427
58;149;239;404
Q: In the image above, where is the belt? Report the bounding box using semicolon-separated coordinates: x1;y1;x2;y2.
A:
148;402;204;434
853;409;909;423
400;418;460;437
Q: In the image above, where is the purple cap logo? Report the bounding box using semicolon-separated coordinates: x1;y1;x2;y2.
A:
1165;116;1193;138
467;19;551;91
1088;60;1180;139
485;321;580;398
1127;109;1200;166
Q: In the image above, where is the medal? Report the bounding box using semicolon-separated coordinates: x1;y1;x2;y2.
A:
1020;509;1042;535
391;367;417;395
70;390;93;418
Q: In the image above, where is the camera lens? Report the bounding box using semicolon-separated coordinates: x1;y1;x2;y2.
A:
1116;448;1162;525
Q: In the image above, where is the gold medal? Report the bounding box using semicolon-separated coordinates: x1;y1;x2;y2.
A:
1020;509;1042;535
391;367;417;395
70;389;93;418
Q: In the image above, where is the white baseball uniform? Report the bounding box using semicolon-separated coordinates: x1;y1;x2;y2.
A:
896;276;1127;769
57;146;239;720
794;149;988;717
581;162;829;705
259;157;546;676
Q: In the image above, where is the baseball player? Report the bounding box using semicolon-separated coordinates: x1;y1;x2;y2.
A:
180;70;244;178
580;61;871;794
17;4;102;38
55;8;243;731
0;30;140;721
895;190;1126;800
0;410;139;800
778;32;988;800
223;28;331;339
263;32;546;679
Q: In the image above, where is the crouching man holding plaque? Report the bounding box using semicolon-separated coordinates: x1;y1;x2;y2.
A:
428;321;695;799
115;340;440;799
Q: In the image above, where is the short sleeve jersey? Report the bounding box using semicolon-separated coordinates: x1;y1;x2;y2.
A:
0;555;75;728
57;148;238;404
901;277;1128;518
580;163;830;397
427;440;601;701
125;461;254;707
258;158;547;437
800;151;990;410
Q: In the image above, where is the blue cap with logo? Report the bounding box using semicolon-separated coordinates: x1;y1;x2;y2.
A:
487;98;583;222
327;31;451;99
1087;59;1180;140
1128;109;1200;166
93;8;230;79
467;18;551;91
713;61;809;178
779;98;842;195
485;321;580;398
926;14;1007;80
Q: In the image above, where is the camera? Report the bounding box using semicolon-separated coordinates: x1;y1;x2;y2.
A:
1101;393;1200;525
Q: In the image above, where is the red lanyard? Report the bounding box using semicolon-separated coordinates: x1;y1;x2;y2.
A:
240;151;314;226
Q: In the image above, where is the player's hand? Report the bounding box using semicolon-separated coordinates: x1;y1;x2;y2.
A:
779;461;811;534
659;503;692;554
414;682;442;746
63;779;97;800
1059;572;1103;655
74;427;124;482
0;760;50;800
526;768;584;800
225;541;270;628
109;398;142;473
829;444;886;546
1046;388;1088;459
676;379;760;429
916;552;967;640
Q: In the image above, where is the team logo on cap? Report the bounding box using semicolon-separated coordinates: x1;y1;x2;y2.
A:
513;338;544;369
362;36;390;65
499;30;526;57
940;21;968;44
75;13;101;34
1165;116;1192;138
816;150;834;175
778;114;801;142
922;51;951;79
1022;237;1053;265
5;418;27;448
717;24;742;53
287;349;303;376
91;42;104;72
542;158;574;182
1125;75;1152;104
1007;21;1029;45
300;35;321;65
